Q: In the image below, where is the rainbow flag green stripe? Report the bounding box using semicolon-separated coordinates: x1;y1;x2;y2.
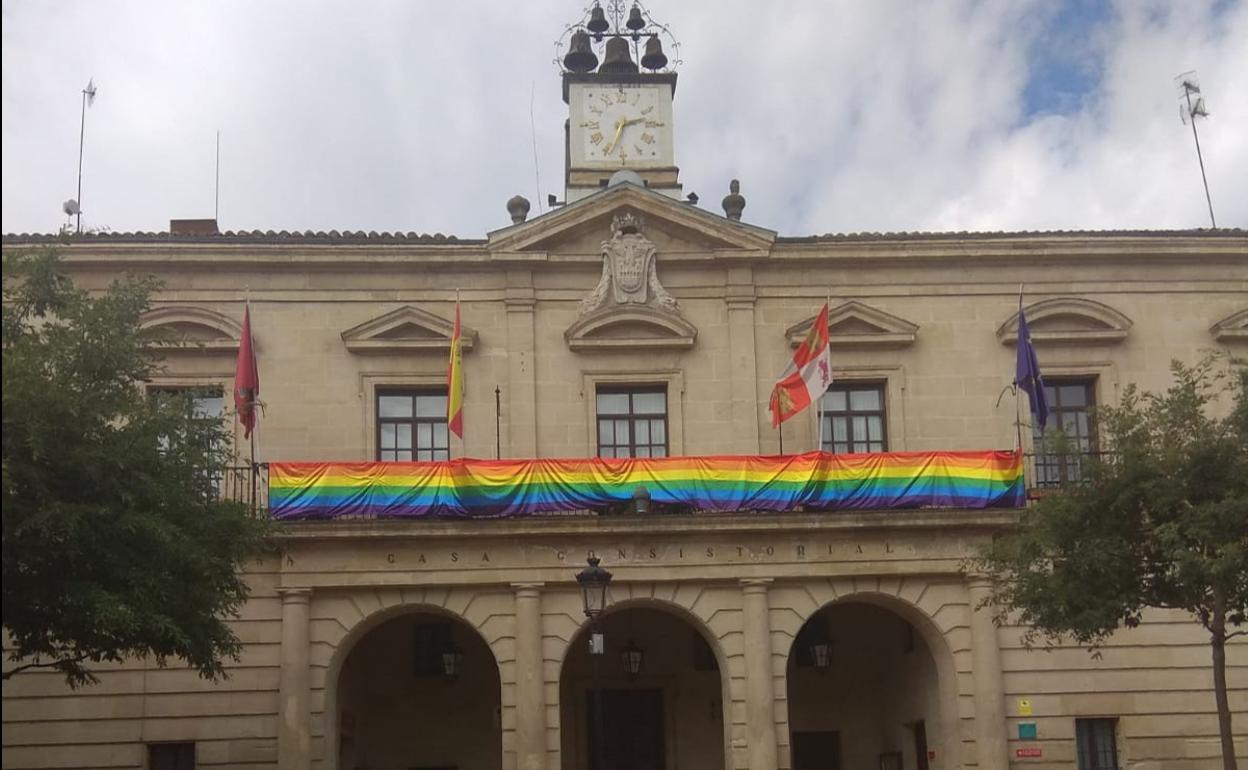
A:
268;450;1023;519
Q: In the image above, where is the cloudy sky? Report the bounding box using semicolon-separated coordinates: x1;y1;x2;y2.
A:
2;0;1245;237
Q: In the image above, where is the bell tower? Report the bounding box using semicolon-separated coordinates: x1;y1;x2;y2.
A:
559;1;681;203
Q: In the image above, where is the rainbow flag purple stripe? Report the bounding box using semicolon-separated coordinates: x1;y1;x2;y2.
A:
268;450;1023;519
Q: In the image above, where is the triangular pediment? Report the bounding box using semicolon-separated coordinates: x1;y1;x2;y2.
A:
785;301;919;349
1211;308;1248;344
486;183;776;260
565;305;697;352
140;307;241;354
997;298;1132;346
341;305;477;355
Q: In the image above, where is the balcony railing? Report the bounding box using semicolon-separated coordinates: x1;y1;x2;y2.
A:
221;464;268;513
1023;451;1109;499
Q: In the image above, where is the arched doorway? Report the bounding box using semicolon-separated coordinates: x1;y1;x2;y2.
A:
335;608;502;770
786;601;947;770
560;604;729;770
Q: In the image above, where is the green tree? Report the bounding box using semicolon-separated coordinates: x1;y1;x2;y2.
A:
2;247;271;687
975;357;1247;770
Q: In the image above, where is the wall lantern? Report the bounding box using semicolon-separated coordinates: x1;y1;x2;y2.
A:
632;486;652;515
809;639;833;671
441;645;465;678
620;638;645;678
577;556;613;620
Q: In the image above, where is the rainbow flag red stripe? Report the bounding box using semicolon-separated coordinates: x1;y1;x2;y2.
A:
268;449;1023;519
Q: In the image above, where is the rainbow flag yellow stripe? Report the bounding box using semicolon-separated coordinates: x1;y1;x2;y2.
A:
268;450;1023;519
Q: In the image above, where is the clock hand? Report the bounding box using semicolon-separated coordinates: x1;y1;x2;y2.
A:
604;119;626;154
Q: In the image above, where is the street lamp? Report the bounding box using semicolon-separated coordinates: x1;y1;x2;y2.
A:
441;645;464;678
576;556;613;770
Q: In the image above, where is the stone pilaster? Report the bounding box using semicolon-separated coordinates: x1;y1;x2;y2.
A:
968;578;1008;770
726;268;760;453
277;588;312;770
741;578;779;770
513;583;548;770
505;271;537;457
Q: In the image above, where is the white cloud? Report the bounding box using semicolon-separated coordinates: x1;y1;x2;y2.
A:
2;0;1244;236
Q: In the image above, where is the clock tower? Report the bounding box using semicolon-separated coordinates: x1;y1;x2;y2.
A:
559;2;681;203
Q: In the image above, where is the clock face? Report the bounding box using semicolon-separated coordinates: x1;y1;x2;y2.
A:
578;86;668;166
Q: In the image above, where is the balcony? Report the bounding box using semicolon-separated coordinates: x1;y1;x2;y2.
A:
1022;451;1108;499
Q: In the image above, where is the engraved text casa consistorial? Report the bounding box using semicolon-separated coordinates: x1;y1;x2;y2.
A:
578;212;679;316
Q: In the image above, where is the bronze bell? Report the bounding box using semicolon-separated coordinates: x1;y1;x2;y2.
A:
564;30;599;73
587;4;609;34
626;4;645;31
640;35;667;71
599;36;639;74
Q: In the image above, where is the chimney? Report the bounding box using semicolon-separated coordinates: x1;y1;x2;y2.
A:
170;218;219;236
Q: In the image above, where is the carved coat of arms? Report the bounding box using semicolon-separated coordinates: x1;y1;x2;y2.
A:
578;213;679;316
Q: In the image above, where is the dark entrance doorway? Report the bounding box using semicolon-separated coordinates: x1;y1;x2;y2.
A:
791;730;841;770
587;688;665;770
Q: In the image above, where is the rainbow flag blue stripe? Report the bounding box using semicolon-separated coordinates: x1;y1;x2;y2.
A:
268;450;1023;519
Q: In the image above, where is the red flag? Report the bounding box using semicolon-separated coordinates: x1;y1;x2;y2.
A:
447;299;464;439
769;303;832;427
234;303;259;438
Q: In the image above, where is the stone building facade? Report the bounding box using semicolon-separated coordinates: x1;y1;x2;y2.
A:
3;11;1248;770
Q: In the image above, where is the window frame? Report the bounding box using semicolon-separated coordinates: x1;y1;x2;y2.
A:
375;387;450;462
582;370;684;457
595;385;670;459
1074;717;1120;770
1033;376;1098;487
819;381;889;455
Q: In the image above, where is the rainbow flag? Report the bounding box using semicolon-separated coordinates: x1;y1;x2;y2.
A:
268;450;1023;520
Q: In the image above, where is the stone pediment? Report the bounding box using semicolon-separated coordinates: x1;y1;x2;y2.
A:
997;298;1132;346
1211;308;1248;344
341;305;477;355
785;301;919;349
565;305;697;352
140;306;241;354
486;183;776;260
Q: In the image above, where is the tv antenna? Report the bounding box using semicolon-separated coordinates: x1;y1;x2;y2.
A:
1174;71;1216;228
75;78;98;234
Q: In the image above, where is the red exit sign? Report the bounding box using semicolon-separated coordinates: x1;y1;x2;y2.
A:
1016;748;1043;758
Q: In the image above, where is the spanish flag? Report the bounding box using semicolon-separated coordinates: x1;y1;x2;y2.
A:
447;295;464;439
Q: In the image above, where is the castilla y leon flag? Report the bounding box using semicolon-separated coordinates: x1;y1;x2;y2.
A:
233;302;259;438
447;296;464;439
769;302;832;427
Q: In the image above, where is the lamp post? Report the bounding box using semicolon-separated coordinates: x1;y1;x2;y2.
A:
577;556;613;770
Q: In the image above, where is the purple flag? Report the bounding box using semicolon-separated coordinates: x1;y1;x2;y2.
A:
1015;306;1049;429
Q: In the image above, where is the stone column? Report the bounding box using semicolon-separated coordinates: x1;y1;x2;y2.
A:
968;578;1008;770
741;579;779;770
505;271;538;457
726;268;761;454
513;583;548;770
277;588;312;770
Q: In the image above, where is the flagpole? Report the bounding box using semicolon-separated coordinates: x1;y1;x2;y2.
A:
1015;285;1025;454
494;385;501;460
246;291;258;509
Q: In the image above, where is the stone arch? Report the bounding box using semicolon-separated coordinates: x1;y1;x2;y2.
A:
554;587;737;770
316;586;514;770
769;577;967;770
140;306;243;353
996;297;1133;346
564;304;698;351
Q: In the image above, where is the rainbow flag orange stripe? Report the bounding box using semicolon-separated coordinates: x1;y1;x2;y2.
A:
268;449;1023;519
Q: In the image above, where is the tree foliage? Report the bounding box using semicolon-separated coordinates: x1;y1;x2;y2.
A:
2;247;271;687
975;356;1247;769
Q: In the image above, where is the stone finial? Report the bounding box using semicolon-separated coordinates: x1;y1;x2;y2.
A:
722;179;746;221
506;195;531;224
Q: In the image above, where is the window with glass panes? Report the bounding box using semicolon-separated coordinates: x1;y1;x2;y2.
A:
1033;378;1096;486
148;387;226;497
1075;718;1119;770
377;390;449;461
596;387;668;458
819;383;887;454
